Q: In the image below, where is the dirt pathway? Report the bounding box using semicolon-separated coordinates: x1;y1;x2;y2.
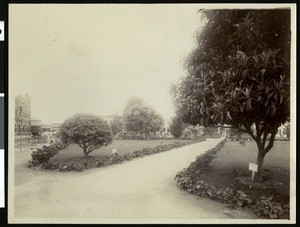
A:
11;138;257;223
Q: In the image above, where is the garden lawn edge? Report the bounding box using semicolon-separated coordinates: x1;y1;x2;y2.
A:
29;138;206;172
174;139;289;219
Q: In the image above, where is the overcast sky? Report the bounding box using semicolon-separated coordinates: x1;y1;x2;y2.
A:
9;4;203;124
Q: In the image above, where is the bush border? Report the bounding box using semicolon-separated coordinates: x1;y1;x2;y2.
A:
174;139;289;219
30;138;206;172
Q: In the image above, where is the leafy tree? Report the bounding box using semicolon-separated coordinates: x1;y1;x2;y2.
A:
123;97;144;115
110;116;124;136
172;9;290;182
169;115;186;139
123;99;164;137
60;113;113;157
285;122;290;139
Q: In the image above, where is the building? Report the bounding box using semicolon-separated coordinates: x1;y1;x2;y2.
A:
31;116;42;136
51;123;62;133
15;94;31;135
41;123;62;134
41;124;52;133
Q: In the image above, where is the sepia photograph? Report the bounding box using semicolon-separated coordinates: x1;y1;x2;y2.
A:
7;3;296;224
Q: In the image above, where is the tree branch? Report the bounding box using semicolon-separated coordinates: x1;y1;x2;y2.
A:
254;121;262;147
78;143;84;149
264;130;276;155
242;121;257;142
87;145;95;155
262;130;268;148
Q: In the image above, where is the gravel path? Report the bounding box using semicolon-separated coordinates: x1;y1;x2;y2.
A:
11;138;257;223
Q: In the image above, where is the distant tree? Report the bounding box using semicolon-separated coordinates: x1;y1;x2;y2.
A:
202;126;219;137
110;116;124;136
187;125;203;139
172;9;290;182
169;115;186;139
286;122;290;139
60;113;113;157
123;99;164;137
123;97;144;116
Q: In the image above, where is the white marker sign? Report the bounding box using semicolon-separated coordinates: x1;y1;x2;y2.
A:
112;148;117;154
249;163;258;172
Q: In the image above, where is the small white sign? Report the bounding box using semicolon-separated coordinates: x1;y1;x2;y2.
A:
112;148;117;154
249;162;258;172
0;21;4;41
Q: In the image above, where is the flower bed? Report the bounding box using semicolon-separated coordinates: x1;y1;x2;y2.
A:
30;138;206;172
175;139;289;219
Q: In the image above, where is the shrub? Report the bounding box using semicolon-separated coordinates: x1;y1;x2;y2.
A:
30;142;66;166
254;196;289;219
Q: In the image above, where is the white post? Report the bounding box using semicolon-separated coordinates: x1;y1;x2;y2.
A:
249;163;258;183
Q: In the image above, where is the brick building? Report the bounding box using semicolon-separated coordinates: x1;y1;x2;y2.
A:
15;94;31;135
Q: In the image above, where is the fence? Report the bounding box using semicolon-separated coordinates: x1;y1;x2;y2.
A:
15;134;46;151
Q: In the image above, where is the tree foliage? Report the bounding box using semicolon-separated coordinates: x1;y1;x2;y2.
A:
202;126;220;137
110;116;124;136
172;9;290;182
60;113;113;157
123;97;144;115
169;115;186;139
123;98;164;137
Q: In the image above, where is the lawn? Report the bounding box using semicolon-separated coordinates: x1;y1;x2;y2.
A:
53;139;191;160
201;140;290;204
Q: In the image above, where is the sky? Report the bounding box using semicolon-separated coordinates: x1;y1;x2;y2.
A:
9;4;204;125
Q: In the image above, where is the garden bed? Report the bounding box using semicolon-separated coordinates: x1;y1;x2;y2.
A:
175;140;290;219
29;139;205;172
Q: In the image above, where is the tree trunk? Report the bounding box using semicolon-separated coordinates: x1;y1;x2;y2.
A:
83;147;88;157
253;151;265;182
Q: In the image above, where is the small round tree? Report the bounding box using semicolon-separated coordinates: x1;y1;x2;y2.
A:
60;113;113;157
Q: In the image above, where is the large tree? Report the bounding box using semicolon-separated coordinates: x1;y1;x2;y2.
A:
110;116;124;136
123;99;164;137
172;9;290;182
60;113;113;157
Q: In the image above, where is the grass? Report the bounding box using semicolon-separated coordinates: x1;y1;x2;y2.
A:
200;140;290;204
53;139;191;160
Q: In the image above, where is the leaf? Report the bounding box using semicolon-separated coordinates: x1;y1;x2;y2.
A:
239;105;244;112
245;100;252;112
226;111;233;121
245;87;250;98
271;102;276;116
257;96;262;102
253;55;259;64
279;93;284;104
